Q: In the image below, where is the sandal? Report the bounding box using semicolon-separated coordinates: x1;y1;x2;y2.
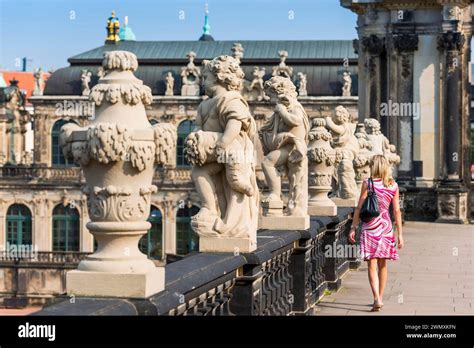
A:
371;300;382;312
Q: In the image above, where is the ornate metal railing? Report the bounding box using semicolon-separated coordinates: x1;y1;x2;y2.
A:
36;207;355;315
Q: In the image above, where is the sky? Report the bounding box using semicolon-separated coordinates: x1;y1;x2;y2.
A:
0;0;358;71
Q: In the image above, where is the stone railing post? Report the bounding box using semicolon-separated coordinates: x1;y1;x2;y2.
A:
60;51;176;298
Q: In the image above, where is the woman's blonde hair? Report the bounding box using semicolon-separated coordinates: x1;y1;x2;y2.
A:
369;154;394;187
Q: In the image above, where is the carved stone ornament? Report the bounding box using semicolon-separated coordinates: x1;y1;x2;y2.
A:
272;50;293;78
392;34;419;53
181;51;201;96
364;118;400;167
307;118;337;216
361;35;385;56
353;123;374;189
437;31;465;52
59;50;175;298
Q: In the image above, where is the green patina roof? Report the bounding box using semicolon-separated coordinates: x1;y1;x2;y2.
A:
68;40;357;63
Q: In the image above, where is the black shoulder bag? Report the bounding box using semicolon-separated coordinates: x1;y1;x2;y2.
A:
360;177;380;223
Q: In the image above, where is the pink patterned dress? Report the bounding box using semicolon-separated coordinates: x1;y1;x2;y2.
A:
360;178;399;261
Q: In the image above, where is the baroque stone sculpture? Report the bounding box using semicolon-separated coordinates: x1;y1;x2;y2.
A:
259;76;310;229
165;72;174;96
325;106;359;207
296;72;307;97
342;71;352;97
33;68;44;96
184;55;259;252
307;118;337;216
246;66;269;101
364;118;400;166
81;69;92;96
272;50;293;78
60;50;176;298
353;123;374;190
181;51;201;96
231;42;244;64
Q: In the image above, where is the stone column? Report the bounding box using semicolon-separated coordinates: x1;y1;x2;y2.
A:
361;34;385;121
436;29;469;224
390;33;418;182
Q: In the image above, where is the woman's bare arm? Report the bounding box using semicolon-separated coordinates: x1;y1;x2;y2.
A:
349;181;366;243
392;187;404;248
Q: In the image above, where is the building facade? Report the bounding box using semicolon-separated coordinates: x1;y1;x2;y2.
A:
342;0;474;222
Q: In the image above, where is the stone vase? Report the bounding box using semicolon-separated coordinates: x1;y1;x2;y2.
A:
307;118;337;216
60;51;176;298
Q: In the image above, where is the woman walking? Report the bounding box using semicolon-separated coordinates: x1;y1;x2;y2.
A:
349;155;404;312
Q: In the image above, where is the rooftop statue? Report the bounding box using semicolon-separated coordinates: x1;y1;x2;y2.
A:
184;55;259;252
165;72;174;96
259;76;310;229
32;68;44;96
81;69;92;96
181;51;201;96
272;50;293;78
342;71;352;97
296;72;308;97
105;10;120;44
245;66;269;102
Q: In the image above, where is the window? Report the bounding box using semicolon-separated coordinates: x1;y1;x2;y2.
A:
52;204;80;252
176;120;194;167
139;206;163;260
6;204;32;246
149;119;159;126
52;119;76;166
176;205;200;255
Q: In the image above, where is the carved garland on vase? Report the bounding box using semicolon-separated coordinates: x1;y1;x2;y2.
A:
82;184;157;222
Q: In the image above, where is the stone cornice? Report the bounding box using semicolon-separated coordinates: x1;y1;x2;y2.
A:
342;0;471;12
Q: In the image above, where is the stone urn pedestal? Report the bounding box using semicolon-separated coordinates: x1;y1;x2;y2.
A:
259;199;310;230
307;118;337;216
60;51;176;298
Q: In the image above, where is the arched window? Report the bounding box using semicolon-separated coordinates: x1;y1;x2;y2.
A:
52;204;80;252
139;205;163;260
177;120;194;167
52;119;76;166
6;204;32;246
176;205;199;255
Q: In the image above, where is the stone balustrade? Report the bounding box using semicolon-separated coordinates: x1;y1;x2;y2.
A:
36;207;354;315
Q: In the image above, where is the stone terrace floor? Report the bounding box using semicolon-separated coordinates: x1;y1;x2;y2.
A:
314;221;474;315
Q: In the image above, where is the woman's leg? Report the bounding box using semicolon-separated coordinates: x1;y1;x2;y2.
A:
367;259;380;303
377;258;388;303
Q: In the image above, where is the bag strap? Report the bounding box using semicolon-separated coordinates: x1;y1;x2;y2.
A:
368;177;374;192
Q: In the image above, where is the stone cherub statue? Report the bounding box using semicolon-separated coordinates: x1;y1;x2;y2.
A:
81;69;92;96
165;72;174;96
184;55;259;252
325;106;359;206
364;118;400;166
296;72;307;97
342;71;352;97
259;76;310;228
247;66;269;101
33;68;44;96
